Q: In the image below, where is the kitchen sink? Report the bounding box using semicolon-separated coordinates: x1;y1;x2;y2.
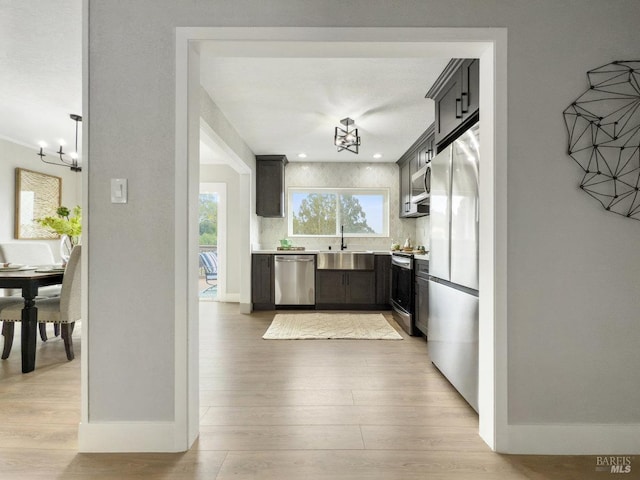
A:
316;251;374;270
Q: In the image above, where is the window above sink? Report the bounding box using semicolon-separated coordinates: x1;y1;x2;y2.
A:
287;187;389;238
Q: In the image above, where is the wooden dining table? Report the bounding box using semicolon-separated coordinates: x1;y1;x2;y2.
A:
0;269;64;373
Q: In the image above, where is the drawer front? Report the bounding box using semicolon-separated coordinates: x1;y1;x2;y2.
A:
415;259;429;278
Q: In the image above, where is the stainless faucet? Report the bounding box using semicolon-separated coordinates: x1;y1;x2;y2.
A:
340;225;347;250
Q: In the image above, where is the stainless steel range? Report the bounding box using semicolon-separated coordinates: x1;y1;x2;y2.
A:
390;252;416;336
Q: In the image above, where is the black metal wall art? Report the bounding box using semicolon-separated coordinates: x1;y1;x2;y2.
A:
563;60;640;220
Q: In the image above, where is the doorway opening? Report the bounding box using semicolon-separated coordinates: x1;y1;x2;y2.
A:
176;27;507;453
198;183;225;302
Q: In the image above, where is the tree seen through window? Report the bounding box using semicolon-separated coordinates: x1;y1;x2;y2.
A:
199;193;218;245
290;189;387;236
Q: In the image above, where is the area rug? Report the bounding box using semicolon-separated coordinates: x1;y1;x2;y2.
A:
263;313;403;340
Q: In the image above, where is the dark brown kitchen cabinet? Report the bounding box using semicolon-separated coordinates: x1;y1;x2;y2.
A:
315;270;375;307
461;58;479;121
375;254;391;306
256;155;288;217
399;159;413;217
433;71;462;145
251;254;274;310
347;271;376;304
397;124;433;218
418;127;436;170
414;259;429;336
426;58;479;149
315;270;344;304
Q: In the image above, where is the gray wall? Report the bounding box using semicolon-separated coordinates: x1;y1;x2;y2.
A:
0;137;82;263
86;0;640;442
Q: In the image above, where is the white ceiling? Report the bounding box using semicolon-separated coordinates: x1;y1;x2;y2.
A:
0;0;82;155
0;2;450;166
199;56;450;163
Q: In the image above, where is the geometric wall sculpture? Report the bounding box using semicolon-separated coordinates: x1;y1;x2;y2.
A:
563;60;640;220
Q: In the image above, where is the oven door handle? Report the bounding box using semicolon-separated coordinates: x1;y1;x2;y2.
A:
391;256;412;269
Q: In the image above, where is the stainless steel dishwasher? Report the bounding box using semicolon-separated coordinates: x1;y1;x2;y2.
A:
274;254;316;306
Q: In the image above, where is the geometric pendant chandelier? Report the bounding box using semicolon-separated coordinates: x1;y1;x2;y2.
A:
563;60;640;221
334;117;361;154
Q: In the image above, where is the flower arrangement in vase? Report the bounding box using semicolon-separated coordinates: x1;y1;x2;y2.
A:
37;206;82;265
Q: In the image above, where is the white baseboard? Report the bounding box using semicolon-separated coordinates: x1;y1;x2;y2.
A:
506;424;640;454
215;292;240;303
78;421;189;452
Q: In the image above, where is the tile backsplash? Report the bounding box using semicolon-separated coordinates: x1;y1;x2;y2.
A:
415;215;430;250
258;162;417;251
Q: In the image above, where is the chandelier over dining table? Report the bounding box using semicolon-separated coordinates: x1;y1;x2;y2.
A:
37;114;82;172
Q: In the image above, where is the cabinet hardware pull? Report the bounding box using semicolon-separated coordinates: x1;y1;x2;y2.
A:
425;166;431;194
461;92;469;114
456;98;462;119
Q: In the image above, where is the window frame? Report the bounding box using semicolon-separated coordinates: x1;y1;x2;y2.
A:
287;187;389;238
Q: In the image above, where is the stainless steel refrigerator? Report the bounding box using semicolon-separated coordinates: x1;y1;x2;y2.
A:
428;122;480;412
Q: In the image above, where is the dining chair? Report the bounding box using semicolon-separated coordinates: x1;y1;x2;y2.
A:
0;242;63;340
0;245;81;361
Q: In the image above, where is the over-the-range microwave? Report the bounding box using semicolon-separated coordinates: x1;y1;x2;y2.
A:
410;162;431;205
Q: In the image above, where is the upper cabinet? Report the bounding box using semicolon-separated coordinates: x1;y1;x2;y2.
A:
397;124;434;218
256;155;288;217
426;59;479;150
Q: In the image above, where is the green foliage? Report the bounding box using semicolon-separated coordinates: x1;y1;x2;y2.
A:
292;193;374;235
199;232;217;245
292;193;336;235
199;194;218;245
339;195;374;234
37;205;82;238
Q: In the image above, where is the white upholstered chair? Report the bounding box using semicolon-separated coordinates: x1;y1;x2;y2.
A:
0;245;81;361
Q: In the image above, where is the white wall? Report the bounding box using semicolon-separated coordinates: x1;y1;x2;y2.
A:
85;0;640;453
199;86;255;310
0;137;82;262
259;162;416;251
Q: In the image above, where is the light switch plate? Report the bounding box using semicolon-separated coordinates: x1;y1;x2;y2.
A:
111;178;128;204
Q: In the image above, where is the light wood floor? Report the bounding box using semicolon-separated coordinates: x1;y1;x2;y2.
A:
0;302;608;479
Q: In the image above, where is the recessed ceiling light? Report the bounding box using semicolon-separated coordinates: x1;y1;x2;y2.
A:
297;153;307;158
373;153;382;159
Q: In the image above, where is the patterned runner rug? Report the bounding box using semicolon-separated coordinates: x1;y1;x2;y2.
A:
263;312;403;340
